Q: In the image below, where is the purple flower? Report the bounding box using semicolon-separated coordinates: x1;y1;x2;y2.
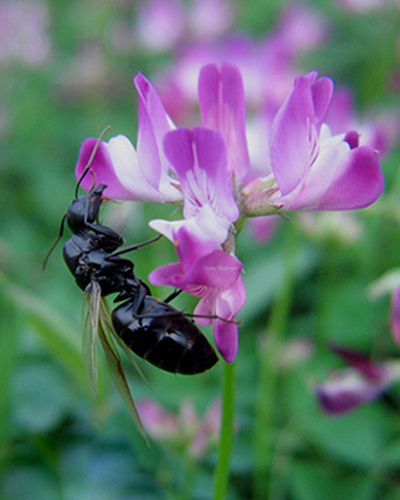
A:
75;73;181;203
315;344;394;414
149;228;245;363
150;127;239;246
272;4;328;55
269;72;384;211
73;64;385;366
149;127;244;362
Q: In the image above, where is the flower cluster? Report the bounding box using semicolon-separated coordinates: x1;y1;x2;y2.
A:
75;63;383;364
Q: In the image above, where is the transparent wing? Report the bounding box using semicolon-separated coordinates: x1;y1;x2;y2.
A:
97;316;149;445
82;280;101;399
99;299;149;386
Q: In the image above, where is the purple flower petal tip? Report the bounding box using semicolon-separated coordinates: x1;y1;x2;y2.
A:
214;321;238;363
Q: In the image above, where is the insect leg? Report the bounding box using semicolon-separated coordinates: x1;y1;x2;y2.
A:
164;288;183;303
110;234;163;257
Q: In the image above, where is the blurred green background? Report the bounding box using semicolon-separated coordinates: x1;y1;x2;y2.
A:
1;0;400;498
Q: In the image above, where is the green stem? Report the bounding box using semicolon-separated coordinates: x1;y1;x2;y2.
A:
181;456;198;500
253;223;298;499
213;360;236;500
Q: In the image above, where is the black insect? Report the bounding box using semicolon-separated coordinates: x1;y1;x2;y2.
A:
45;141;223;437
60;183;219;376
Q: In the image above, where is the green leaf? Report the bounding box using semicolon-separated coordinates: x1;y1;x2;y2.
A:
2;466;58;500
290;461;378;500
13;362;72;433
2;273;90;397
380;438;400;468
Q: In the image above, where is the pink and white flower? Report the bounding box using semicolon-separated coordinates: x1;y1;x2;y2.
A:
149;127;244;362
74;64;384;364
267;72;383;212
75;73;181;203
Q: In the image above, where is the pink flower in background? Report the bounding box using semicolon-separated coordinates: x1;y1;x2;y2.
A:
155;4;328;118
136;399;180;438
0;0;52;67
135;0;185;52
268;72;383;211
272;4;328;55
325;87;400;157
249;215;279;243
133;0;234;53
315;344;395;414
190;399;222;457
188;0;234;40
336;0;390;12
137;398;222;457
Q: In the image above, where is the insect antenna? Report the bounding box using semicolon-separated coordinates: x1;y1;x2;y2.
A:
42;214;67;270
75;125;111;198
43;126;111;270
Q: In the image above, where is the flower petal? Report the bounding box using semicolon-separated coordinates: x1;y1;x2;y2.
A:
163;127;239;222
75;135;178;203
75;137;139;200
194;274;246;362
149;227;243;290
275;127;383;211
198;63;250;180
270;75;318;196
311;75;334;127
150;204;231;251
213;320;238;363
309;145;383;211
106;135;172;202
135;73;182;202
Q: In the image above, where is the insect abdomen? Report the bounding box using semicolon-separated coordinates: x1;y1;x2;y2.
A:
112;298;218;375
